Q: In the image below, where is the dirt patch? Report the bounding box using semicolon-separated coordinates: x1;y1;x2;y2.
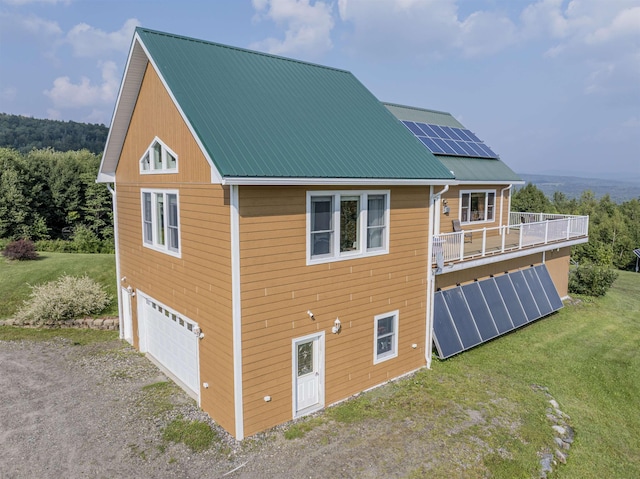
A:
0;338;538;478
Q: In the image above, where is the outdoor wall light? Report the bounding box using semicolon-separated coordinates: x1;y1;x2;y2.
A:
332;318;341;334
307;310;315;320
442;199;450;215
126;285;135;297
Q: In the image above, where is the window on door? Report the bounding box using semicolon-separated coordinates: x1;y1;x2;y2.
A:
460;190;496;224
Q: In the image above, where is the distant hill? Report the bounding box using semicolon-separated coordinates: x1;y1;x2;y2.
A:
0;113;108;155
518;173;640;203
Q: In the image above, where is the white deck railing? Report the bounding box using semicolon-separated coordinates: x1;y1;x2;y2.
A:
433;212;589;264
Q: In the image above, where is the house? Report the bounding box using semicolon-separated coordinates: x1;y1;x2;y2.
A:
98;28;588;440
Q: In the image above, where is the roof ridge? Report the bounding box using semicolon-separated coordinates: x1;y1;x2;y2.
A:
383;102;452;117
135;27;352;75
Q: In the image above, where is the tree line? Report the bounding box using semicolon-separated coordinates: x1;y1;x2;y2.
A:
0;113;108;155
512;183;640;271
0;147;112;252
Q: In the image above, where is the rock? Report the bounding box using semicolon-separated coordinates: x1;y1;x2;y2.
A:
540;453;553;472
554;437;564;448
555;449;567;464
549;399;559;409
564;425;575;443
552;425;566;436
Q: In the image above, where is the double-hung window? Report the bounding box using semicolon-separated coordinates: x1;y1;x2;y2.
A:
374;311;399;364
460;190;496;224
140;137;178;174
307;190;390;264
141;189;180;257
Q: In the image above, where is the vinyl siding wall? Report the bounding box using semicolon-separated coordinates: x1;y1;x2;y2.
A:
438;184;511;235
238;186;431;436
114;64;236;435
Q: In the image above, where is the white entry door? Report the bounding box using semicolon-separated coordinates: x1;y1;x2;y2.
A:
293;332;324;418
120;287;133;345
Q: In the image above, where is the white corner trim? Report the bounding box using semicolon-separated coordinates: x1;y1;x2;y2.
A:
230;185;244;440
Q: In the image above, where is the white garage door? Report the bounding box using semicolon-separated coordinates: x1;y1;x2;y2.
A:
138;294;200;399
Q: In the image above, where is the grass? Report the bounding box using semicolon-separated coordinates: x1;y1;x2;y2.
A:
0;252;117;319
0;325;118;344
162;417;218;452
311;270;640;478
138;381;180;417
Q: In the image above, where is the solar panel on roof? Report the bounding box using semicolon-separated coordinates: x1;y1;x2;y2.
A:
433;265;563;359
401;120;499;159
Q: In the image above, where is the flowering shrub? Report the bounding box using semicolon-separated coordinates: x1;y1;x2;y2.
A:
15;274;111;325
2;238;38;260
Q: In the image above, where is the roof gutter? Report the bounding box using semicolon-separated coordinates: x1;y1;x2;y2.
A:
221;177;457;186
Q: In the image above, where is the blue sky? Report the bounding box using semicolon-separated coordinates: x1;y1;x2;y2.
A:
0;0;638;180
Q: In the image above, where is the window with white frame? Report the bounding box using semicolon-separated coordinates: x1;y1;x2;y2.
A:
307;190;389;264
141;189;180;256
374;310;399;364
460;190;496;223
140;138;178;174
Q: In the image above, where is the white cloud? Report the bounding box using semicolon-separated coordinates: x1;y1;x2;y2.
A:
44;60;119;109
1;87;17;101
0;11;62;36
64;18;140;58
250;0;334;57
337;0;517;61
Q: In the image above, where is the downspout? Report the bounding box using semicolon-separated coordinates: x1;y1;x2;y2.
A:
230;184;244;440
106;183;123;340
425;184;449;369
499;184;512;229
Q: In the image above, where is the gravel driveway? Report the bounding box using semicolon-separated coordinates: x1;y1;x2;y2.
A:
0;335;540;478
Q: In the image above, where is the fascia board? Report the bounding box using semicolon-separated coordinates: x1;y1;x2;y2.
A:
222;177;458;186
138;38;224;185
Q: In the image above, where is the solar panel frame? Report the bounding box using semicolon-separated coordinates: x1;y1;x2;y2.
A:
509;271;541;321
403;121;425;136
478;278;514;334
433;291;464;358
494;274;528;327
533;265;564;311
461;282;499;341
523;267;553;316
441;287;482;349
400;121;499;159
419;136;445;153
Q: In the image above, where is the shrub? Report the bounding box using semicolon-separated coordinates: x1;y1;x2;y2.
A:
15;274;111;325
2;238;38;260
569;264;619;297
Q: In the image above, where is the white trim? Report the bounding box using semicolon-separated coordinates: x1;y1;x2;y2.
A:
292;331;325;419
373;310;399;364
455;180;525;186
139;136;179;174
107;183;124;340
306;190;390;265
223;177;456;186
459;189;497;225
230;185;244;440
499;184;513;229
140;188;181;258
437;237;589;274
137;35;223;185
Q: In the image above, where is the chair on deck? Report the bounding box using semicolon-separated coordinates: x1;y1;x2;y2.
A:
452;219;472;243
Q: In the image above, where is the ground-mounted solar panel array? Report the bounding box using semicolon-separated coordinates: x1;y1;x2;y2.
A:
433;264;563;359
401;120;499;159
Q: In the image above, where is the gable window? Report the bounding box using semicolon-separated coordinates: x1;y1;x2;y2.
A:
140;137;178;174
141;189;180;256
307;190;389;264
460;190;496;223
374;310;399;364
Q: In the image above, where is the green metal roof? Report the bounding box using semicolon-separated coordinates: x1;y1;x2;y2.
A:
383;102;522;183
135;28;453;181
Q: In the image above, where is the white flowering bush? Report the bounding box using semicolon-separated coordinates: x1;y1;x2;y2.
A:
16;274;111;325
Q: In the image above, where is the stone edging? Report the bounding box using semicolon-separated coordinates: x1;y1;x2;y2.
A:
0;317;119;331
533;384;574;478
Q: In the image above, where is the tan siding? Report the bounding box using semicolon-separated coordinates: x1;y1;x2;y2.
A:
544;247;571;297
238;186;430;437
113;65;236;436
438;184;511;235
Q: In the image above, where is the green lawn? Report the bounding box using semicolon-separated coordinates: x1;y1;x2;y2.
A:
303;271;640;478
0;252;117;319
